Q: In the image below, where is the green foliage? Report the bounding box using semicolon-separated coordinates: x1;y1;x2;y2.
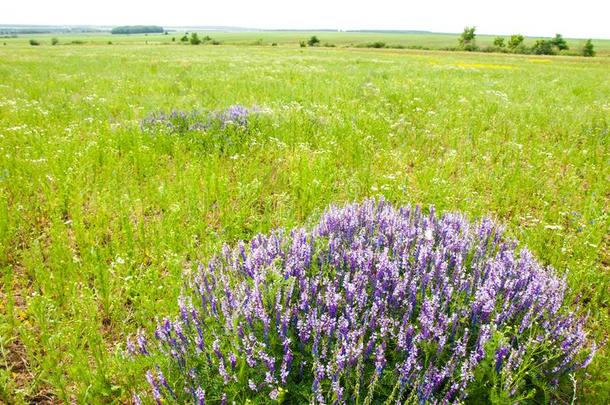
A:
458;26;477;50
551;33;569;51
180;34;188;42
51;37;59;46
582;39;595;57
493;36;505;48
508;34;524;50
110;25;164;35
189;33;201;45
532;39;556;55
307;35;320;46
28;39;40;46
530;34;569;56
367;41;386;48
299;40;307;47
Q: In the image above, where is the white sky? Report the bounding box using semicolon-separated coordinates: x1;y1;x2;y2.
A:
3;0;610;39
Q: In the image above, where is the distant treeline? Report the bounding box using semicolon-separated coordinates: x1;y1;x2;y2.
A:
111;25;164;35
455;27;596;56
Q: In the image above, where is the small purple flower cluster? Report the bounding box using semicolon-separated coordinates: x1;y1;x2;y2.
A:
130;199;595;403
140;105;259;134
217;104;251;128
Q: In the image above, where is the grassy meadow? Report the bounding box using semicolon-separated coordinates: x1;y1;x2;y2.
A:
3;30;610;55
0;35;609;403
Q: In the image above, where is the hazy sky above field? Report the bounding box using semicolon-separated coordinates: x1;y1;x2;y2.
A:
3;0;610;39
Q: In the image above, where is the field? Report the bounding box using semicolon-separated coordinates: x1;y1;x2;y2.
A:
3;30;610;55
0;33;609;403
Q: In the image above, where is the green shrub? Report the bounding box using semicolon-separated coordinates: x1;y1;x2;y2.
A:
51;37;59;45
508;34;524;51
458;26;477;50
29;39;40;46
493;37;505;48
189;33;201;45
532;39;555;55
551;34;569;51
367;41;386;48
582;39;595;57
307;35;320;47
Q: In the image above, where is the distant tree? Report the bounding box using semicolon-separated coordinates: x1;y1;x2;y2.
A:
51;37;59;45
299;41;307;48
551;33;568;51
172;37;176;42
180;34;189;42
190;33;201;45
202;35;212;42
582;39;595;57
111;25;164;35
458;26;477;50
531;39;555;55
307;35;320;47
29;39;40;46
493;37;505;48
507;34;524;50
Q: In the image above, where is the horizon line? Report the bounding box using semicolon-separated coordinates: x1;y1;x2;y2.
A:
0;24;608;40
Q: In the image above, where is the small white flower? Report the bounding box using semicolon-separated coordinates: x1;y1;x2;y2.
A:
424;228;434;241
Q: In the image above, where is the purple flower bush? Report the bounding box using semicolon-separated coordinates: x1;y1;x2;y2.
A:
129;199;595;403
140;105;261;135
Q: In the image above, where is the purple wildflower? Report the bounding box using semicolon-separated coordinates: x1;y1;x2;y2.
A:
133;198;595;403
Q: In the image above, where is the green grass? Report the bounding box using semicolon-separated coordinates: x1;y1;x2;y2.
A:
0;40;608;403
2;30;610;55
